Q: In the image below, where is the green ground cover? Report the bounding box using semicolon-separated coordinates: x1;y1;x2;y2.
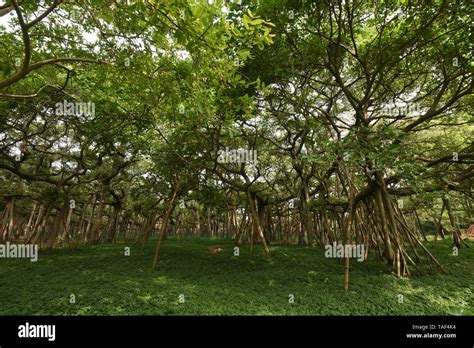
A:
0;238;472;315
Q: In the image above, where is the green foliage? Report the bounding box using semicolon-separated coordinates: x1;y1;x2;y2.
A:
0;238;471;315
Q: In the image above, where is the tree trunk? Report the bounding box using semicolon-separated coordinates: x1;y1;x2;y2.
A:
152;179;180;270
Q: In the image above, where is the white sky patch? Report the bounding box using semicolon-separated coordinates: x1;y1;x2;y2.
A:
176;49;191;61
69;144;81;153
385;8;404;22
1;4;106;55
51;160;62;169
34;115;46;124
0;10;15;30
88;141;98;151
10;146;21;158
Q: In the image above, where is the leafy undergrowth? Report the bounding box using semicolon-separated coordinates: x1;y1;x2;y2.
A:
0;238;472;315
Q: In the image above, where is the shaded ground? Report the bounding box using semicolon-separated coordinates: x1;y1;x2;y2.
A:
0;238;472;315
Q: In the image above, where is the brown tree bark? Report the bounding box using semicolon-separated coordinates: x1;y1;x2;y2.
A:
152;179;180;271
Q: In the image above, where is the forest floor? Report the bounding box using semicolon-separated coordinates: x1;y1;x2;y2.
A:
0;237;472;315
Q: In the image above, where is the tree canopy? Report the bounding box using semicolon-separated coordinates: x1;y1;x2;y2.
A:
0;0;472;288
